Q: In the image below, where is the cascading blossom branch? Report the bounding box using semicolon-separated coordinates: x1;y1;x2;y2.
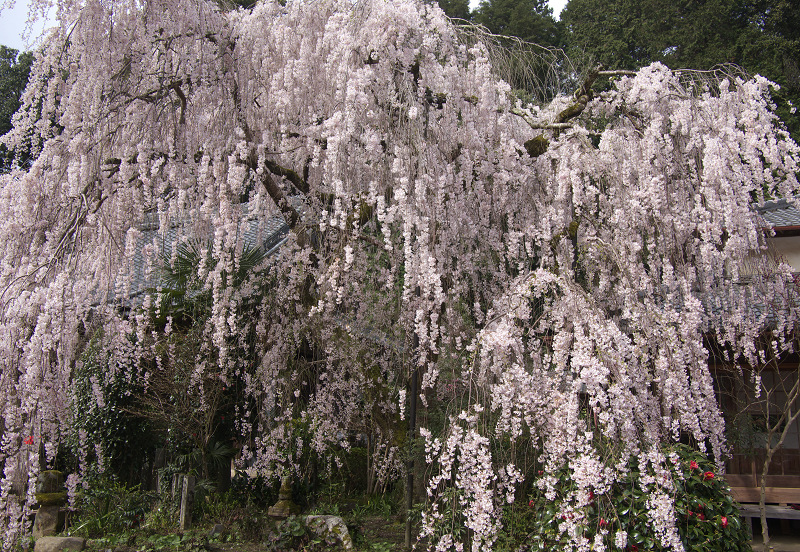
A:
422;65;800;550
0;0;798;549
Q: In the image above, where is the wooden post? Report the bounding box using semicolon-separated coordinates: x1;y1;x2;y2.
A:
179;475;195;531
171;473;180;501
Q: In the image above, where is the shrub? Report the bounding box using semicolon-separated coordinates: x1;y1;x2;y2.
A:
69;331;159;485
522;444;749;551
70;474;158;537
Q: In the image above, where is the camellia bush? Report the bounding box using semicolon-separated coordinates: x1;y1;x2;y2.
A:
0;0;799;550
524;444;750;551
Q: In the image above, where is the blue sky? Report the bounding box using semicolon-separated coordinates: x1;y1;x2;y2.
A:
1;0;569;52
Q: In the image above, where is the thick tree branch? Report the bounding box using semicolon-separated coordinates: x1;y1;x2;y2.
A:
264;159;309;194
510;108;573;130
556;65;602;124
517;66;637;158
170;82;187;124
243;152;308;248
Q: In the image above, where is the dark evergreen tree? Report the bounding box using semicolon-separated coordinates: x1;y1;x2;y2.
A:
562;0;799;140
0;46;33;137
561;0;746;70
474;0;564;47
739;0;800;141
0;45;33;171
436;0;471;20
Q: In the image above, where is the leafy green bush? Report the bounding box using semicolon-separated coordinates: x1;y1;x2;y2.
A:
522;445;749;551
68;331;159;484
230;471;279;508
265;515;325;552
70;474;158;537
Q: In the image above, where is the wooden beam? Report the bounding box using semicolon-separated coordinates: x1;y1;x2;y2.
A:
728;486;800;504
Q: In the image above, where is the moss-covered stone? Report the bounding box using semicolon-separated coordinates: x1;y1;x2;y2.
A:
35;492;67;506
524;135;550;158
35;471;65;495
304;515;353;550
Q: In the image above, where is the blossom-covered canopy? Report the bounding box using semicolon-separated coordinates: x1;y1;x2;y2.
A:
1;0;798;549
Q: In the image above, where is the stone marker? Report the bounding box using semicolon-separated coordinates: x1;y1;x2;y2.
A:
32;506;63;540
178;474;195;531
33;471;67;539
32;536;85;552
304;515;353;551
267;475;300;518
152;449;166;493
208;523;225;538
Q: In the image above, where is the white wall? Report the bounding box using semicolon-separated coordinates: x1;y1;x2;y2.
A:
769;236;800;272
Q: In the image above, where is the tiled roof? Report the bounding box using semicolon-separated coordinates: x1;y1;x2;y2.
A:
119;202;292;305
756;198;800;229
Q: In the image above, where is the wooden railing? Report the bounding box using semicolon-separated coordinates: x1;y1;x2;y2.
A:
724;474;800;504
722;473;800;536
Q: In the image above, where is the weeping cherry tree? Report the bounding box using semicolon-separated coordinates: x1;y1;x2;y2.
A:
0;0;799;549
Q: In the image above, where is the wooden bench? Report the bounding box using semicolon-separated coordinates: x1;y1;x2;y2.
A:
724;474;800;536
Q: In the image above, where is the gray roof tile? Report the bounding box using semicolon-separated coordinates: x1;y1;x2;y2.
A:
756;198;800;229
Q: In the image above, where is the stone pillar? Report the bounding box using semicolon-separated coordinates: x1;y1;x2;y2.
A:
267;475;300;518
33;471;67;539
179;475;195;531
171;473;181;502
152;448;166;493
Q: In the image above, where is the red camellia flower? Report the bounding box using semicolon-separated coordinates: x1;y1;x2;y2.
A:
528;500;534;508
23;436;33;445
721;516;728;528
689;460;699;470
703;471;714;480
588;490;595;501
599;518;608;527
697;513;706;521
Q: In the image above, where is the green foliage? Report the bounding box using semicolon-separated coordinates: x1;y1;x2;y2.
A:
230;471;280;508
190;486;276;542
265;515;326;552
142;530;221;552
671;450;749;551
474;0;564;47
367;542;397;552
69;331;158;484
515;445;749;551
352;494;396;519
0;45;32;136
156;240;267;328
143;502;178;534
70;474;157;537
435;0;471;20
0;45;33;170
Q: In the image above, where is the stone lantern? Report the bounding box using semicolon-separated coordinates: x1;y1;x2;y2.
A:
267;475;300;518
33;470;67;539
